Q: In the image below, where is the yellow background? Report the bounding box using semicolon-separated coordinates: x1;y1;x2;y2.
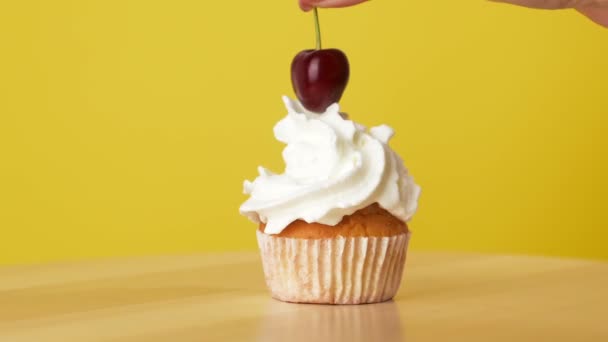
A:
0;1;606;265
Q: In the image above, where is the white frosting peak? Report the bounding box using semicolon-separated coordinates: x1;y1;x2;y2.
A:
239;96;420;234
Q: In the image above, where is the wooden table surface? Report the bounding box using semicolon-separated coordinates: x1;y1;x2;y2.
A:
0;251;607;341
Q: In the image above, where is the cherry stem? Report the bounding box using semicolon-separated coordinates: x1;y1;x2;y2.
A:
313;7;322;50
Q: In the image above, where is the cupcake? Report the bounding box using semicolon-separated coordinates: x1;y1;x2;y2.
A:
240;96;420;304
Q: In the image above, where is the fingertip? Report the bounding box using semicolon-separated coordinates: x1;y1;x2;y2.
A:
299;0;313;11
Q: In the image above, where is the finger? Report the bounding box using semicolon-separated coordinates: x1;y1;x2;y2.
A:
299;0;370;12
489;0;608;9
577;7;608;26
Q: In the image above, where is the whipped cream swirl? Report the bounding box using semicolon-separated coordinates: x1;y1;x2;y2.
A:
240;96;420;234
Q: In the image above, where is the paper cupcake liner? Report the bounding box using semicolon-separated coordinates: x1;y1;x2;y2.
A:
256;230;411;304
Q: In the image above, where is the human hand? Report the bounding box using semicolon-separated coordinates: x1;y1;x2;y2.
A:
490;0;608;27
298;0;608;28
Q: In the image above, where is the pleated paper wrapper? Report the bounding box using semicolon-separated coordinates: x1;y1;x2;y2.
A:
256;230;411;304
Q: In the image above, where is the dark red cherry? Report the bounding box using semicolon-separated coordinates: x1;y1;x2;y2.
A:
291;48;350;113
